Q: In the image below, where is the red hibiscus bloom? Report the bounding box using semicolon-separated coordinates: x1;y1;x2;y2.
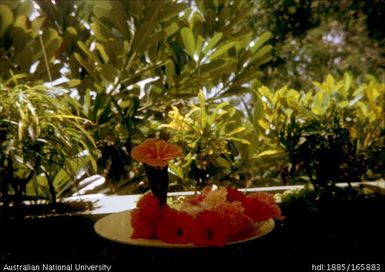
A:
130;208;155;239
216;201;254;241
190;210;230;247
131;138;183;168
226;187;246;202
156;208;195;244
242;192;284;222
136;192;164;223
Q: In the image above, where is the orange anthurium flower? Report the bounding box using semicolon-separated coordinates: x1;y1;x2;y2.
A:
131;138;183;168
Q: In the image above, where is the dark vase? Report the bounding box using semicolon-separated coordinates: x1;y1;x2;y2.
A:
144;164;169;206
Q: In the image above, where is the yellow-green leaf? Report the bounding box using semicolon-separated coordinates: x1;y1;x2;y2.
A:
198;90;207;129
77;41;100;64
253;149;282;159
250;31;271;54
181;27;195;58
226;127;246;137
208;41;236;61
0;4;14;38
203;32;223;55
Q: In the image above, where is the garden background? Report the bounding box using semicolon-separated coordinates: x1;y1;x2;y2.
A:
1;0;384;270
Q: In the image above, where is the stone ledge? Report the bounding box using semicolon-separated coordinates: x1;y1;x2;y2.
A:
60;180;385;216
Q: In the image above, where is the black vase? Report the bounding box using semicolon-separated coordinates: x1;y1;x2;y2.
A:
144;164;169;206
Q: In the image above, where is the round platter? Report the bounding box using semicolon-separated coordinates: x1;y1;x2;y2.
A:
94;210;275;248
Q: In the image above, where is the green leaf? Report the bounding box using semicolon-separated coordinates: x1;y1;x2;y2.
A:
253;95;264;121
66;79;81;87
253;149;282;159
213;157;231;169
95;43;109;63
0;4;14;38
181;27;195;58
74;52;98;81
311;91;330;115
198;90;207;129
131;1;162;52
100;63;118;82
251;45;272;63
169;162;184;179
158;2;188;22
250;32;271;54
166;59;175;87
203;32;223;55
91;17;113;42
199;59;227;75
77;41;100;64
164;22;180;37
228;137;250;145
208;41;236;60
226;127;246;136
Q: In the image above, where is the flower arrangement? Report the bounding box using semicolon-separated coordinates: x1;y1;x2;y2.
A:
130;139;283;247
130;186;283;246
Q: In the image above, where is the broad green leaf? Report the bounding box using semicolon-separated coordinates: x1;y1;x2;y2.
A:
95;43;109;63
252;53;272;67
164;22;179;37
213;157;231;169
77;41;100;64
208;102;229;125
258;86;273;102
199;59;227;75
91;18;113;42
131;1;162;52
0;4;14;38
203;32;223;55
158;2;188;22
208;41;236;60
253;95;264;121
343;73;353;94
250;32;271;54
196;35;204;58
166;59;175;87
74;52;98;81
181;27;195;58
251;45;272;63
100;63;118;82
311;92;330;115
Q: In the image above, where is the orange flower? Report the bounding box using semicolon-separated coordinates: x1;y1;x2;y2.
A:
131;138;183;168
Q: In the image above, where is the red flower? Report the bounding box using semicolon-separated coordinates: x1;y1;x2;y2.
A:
190;210;230;247
155;208;195;244
216;201;254;241
226;187;246;202
131;193;165;239
131;138;183;168
130;208;155;239
242;192;284;222
136;192;163;223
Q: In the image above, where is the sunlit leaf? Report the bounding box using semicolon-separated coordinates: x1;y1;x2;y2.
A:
181;27;195;58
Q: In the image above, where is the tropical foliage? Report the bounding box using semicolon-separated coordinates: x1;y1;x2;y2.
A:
0;0;384;206
253;74;385;188
0;78;97;207
161;90;252;190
